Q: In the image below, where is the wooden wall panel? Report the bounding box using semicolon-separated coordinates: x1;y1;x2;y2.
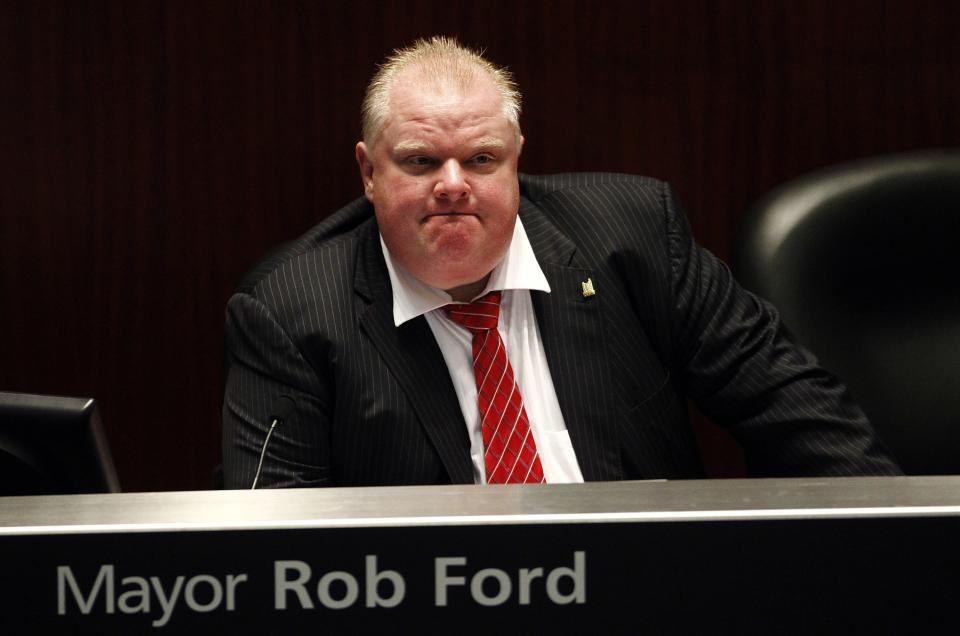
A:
2;0;958;490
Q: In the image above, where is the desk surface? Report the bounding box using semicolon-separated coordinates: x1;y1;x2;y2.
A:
3;475;959;534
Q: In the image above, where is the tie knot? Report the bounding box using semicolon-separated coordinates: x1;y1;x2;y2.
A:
442;290;501;331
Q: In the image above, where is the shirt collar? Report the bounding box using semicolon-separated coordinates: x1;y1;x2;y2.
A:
381;216;551;327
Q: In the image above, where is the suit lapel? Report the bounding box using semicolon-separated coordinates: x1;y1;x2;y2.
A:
521;199;623;481
354;223;474;484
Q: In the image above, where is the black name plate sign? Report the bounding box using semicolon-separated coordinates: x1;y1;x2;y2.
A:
2;478;959;633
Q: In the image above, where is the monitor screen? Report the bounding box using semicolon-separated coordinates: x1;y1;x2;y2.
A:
0;391;121;495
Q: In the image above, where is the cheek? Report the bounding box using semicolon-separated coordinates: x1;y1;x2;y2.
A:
374;188;427;251
376;183;420;221
477;181;519;225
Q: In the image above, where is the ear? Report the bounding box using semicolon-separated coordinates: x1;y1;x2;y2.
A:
355;142;375;202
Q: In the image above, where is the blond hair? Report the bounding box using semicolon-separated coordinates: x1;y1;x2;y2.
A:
361;36;521;145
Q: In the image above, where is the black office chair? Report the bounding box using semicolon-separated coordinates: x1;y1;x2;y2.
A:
733;148;960;475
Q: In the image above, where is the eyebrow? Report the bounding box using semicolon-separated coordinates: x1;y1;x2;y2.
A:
391;137;507;155
392;140;430;154
472;137;507;152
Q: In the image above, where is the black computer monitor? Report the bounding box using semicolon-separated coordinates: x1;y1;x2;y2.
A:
0;391;121;495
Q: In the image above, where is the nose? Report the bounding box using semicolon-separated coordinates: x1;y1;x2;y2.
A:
433;159;470;201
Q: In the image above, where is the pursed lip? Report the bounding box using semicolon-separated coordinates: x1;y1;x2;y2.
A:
421;211;477;221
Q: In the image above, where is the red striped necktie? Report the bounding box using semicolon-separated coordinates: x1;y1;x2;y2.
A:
442;291;546;484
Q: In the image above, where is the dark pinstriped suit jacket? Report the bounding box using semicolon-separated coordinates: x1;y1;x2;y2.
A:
222;173;900;488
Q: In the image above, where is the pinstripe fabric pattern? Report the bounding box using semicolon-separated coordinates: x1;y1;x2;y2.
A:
222;173;901;488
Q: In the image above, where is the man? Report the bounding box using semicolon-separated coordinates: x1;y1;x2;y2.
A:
222;37;900;488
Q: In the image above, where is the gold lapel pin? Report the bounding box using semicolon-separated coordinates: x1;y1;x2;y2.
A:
581;277;596;298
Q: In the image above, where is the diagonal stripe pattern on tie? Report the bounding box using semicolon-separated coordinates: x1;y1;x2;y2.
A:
443;291;545;484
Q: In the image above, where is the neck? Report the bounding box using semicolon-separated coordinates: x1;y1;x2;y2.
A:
445;275;490;302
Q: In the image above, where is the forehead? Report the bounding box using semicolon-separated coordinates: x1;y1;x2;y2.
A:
383;70;510;142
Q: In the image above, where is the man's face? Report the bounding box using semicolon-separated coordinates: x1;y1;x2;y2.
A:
356;71;523;300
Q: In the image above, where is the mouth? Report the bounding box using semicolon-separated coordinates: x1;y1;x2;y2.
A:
422;211;476;221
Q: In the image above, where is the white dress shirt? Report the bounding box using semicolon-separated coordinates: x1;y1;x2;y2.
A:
380;218;585;484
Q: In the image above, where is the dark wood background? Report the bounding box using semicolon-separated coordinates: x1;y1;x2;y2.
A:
2;0;958;491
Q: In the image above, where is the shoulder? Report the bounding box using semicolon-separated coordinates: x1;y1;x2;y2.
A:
518;172;683;252
519;172;667;206
228;196;377;338
518;172;677;236
235;196;376;299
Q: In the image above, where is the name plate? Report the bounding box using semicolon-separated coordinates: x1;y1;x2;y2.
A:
2;477;959;632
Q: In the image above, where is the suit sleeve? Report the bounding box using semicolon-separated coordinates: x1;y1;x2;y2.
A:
662;183;902;476
221;291;333;488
